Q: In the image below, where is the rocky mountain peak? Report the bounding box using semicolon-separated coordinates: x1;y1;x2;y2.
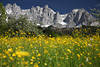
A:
5;3;97;28
44;5;49;9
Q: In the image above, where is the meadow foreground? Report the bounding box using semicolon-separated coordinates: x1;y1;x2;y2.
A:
0;35;100;67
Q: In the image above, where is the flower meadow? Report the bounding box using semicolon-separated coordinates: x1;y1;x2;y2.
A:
0;34;100;67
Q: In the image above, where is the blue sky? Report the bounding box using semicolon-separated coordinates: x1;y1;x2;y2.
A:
0;0;100;14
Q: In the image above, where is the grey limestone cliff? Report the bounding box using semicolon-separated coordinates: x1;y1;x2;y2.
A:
5;3;97;28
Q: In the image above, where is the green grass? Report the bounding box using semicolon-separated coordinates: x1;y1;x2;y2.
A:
0;35;100;67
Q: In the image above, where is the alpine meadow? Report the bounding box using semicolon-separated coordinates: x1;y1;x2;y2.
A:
0;1;100;67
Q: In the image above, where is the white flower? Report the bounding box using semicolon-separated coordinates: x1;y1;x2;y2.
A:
86;57;88;62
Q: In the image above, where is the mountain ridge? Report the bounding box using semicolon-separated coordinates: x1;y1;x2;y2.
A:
5;3;99;28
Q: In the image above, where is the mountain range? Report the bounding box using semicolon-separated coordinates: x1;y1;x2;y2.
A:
5;3;100;28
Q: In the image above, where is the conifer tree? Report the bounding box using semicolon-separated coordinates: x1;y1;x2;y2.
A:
90;8;100;22
0;3;7;33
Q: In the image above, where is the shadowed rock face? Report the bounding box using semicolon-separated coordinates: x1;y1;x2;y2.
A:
5;3;96;28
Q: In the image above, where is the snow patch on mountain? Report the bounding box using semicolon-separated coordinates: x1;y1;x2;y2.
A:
72;9;79;13
41;25;50;27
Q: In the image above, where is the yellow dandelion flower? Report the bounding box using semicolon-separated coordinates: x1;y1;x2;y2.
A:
12;53;16;57
8;48;13;52
4;51;9;55
24;61;28;65
3;55;7;58
18;55;22;58
32;56;35;59
77;54;80;60
30;62;33;64
9;57;14;61
88;62;92;64
34;63;39;67
30;44;33;47
37;53;41;57
97;53;100;57
38;62;40;64
16;51;29;57
80;53;82;56
66;49;71;53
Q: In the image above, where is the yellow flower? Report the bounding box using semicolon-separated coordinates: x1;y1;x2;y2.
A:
66;49;71;53
40;44;42;46
3;62;7;65
44;49;48;54
37;53;41;57
9;57;14;61
15;51;29;57
77;54;80;60
44;63;47;66
34;63;39;67
0;53;2;56
80;53;83;56
4;51;9;55
30;44;33;47
12;53;16;57
18;55;22;58
66;56;68;59
3;55;7;58
30;62;33;64
38;62;40;64
97;53;100;57
24;61;28;65
8;48;13;52
32;56;35;59
88;62;92;64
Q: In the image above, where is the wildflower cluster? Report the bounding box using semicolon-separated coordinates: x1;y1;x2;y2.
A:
0;35;100;67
